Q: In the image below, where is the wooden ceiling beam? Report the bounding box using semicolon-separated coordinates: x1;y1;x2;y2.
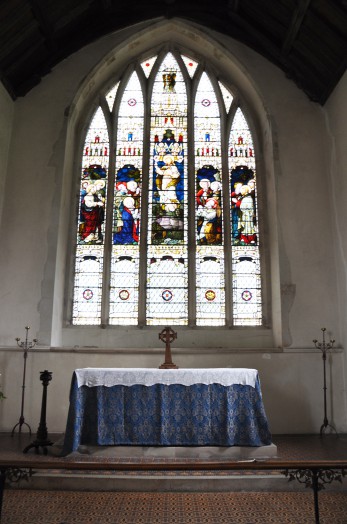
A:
227;0;240;13
28;0;56;50
226;7;281;63
281;0;311;57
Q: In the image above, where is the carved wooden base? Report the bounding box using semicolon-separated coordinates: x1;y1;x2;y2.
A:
159;362;178;369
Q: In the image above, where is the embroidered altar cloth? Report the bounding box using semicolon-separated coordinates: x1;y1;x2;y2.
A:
61;368;272;455
75;367;258;389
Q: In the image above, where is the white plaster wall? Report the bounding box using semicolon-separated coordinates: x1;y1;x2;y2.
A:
0;83;14;229
0;18;346;434
324;70;347;419
215;33;339;349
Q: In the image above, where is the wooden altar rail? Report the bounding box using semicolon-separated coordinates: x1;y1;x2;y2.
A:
0;458;346;524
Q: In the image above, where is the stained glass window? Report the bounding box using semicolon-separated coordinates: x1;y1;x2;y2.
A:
72;107;109;324
110;72;144;325
194;72;224;325
71;50;263;328
147;53;188;325
229;108;262;325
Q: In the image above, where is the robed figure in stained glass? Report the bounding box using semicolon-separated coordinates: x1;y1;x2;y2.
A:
230;165;257;245
152;129;184;243
113;164;141;245
196;165;222;245
79;180;105;244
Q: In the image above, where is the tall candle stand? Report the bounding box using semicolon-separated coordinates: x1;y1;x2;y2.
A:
313;328;337;437
23;370;53;454
11;326;37;436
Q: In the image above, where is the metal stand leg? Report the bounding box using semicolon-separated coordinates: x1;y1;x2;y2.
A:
284;467;346;524
311;470;320;524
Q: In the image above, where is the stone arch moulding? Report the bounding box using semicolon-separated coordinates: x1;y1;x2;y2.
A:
54;17;282;351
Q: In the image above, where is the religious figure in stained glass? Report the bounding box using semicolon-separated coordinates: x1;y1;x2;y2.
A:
113;164;141;245
78;179;105;244
162;72;176;92
230;165;257;245
196;165;222;245
152;129;184;244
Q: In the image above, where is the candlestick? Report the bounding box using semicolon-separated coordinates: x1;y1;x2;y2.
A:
23;370;53;454
313;328;337;437
11;327;37;436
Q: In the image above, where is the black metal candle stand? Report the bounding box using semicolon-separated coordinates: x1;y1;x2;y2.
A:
23;370;53;455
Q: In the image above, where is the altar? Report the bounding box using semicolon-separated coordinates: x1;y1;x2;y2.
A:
61;368;272;456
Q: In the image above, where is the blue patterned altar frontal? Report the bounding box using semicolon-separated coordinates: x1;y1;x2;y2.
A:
62;373;272;455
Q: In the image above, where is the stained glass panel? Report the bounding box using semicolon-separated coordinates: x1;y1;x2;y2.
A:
146;247;188;325
147;53;188;324
229;108;257;247
229;108;262;325
149;52;188;245
181;55;198;78
232;248;262;326
72;107;109;324
72;246;104;325
219;81;233;113
106;82;119;112
196;247;225;325
195;73;224;324
110;72;144;323
109;247;139;325
141;56;157;78
149;52;187;246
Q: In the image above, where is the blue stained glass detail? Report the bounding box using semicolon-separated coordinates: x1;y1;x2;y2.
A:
113;164;141;245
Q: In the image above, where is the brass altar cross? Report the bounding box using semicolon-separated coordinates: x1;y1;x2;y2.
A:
159;327;178;369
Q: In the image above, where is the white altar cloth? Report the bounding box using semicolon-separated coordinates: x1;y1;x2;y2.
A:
75;367;258;389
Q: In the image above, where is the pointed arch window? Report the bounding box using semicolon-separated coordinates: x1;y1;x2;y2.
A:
71;50;263;327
